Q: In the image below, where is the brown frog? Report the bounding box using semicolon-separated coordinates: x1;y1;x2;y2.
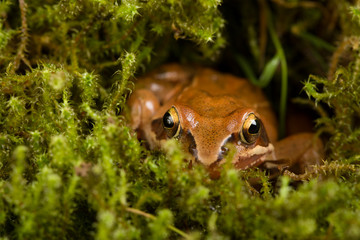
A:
128;64;323;174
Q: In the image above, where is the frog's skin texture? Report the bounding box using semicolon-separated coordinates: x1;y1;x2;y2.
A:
128;64;323;173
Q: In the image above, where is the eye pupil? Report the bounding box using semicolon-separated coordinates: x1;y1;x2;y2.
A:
248;119;260;134
163;112;174;128
240;113;262;144
162;107;181;138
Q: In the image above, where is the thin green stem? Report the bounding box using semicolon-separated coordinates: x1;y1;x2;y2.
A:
126;207;191;239
267;9;287;138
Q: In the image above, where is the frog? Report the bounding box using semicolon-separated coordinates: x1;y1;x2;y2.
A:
127;64;323;175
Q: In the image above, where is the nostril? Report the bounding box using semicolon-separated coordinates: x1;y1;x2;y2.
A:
217;146;229;161
189;146;198;158
221;146;229;155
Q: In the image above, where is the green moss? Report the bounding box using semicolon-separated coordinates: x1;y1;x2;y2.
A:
1;0;360;239
305;65;360;161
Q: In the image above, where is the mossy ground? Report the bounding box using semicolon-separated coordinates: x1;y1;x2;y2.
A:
1;0;360;239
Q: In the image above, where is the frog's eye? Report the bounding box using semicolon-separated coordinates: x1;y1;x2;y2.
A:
163;106;181;138
240;113;261;144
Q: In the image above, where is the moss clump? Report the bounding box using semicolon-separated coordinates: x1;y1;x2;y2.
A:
1;0;360;239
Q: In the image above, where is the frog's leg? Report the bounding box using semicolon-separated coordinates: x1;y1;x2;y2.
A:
127;89;162;148
263;133;324;177
127;64;195;148
127;89;159;129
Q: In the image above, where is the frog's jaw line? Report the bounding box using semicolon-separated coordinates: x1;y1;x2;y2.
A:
234;143;274;169
242;155;265;170
241;143;274;158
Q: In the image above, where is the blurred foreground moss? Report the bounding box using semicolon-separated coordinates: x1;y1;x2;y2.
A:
1;0;360;239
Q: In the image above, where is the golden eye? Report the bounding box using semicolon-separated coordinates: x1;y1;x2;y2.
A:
240;113;261;144
162;106;181;138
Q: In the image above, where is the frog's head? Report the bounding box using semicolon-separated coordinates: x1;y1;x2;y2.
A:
159;103;274;169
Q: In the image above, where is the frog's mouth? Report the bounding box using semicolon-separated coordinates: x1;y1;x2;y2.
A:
233;143;274;170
